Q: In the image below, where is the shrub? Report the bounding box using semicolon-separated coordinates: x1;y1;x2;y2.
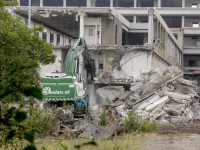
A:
100;108;108;126
124;110;158;133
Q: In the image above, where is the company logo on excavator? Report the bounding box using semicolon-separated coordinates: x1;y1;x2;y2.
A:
43;87;70;95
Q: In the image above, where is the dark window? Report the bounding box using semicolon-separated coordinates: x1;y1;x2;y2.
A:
20;0;40;6
189;60;197;67
99;64;103;69
42;32;46;41
66;0;86;7
57;34;60;45
115;25;117;45
140;1;154;7
96;0;110;7
192;36;198;39
43;0;63;6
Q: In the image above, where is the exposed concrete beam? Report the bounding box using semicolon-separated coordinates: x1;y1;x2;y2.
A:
16;13;76;39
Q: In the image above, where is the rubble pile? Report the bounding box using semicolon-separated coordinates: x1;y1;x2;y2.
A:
50;66;200;139
114;66;200;125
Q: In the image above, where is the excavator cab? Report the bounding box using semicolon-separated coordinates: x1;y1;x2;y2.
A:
72;94;89;117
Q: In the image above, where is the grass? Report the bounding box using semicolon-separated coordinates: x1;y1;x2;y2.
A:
33;133;156;150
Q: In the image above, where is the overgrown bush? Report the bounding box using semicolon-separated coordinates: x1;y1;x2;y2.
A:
23;103;54;137
0;102;54;147
124;110;158;133
100;108;108;126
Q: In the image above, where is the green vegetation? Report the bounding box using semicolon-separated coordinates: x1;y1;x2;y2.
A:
124;110;158;133
100;108;108;126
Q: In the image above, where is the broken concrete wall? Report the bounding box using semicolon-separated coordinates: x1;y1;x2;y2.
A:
101;14;122;46
112;50;152;81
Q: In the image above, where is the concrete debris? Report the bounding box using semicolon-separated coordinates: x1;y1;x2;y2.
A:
50;66;200;139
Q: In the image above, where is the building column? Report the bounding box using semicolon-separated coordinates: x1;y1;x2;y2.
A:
182;0;185;8
133;15;136;23
63;0;66;7
39;32;43;39
148;8;154;44
79;15;85;38
46;29;50;43
134;0;137;7
87;0;91;7
17;0;20;6
110;0;113;8
182;16;185;28
40;0;43;7
65;37;69;45
158;0;161;7
60;35;64;46
53;32;57;46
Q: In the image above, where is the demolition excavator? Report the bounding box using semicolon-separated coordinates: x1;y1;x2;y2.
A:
41;38;95;117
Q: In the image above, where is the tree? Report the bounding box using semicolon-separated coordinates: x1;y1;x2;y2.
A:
0;0;55;104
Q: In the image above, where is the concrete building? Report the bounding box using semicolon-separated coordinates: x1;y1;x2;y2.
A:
10;0;200;84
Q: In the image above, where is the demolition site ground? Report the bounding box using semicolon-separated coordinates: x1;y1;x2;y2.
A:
34;125;200;150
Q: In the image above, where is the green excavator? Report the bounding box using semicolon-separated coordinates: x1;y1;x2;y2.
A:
41;38;95;116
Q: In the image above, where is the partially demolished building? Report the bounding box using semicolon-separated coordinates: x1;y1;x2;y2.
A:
7;0;200;138
11;0;185;80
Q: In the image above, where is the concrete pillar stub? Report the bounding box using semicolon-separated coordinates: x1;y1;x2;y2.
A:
133;15;137;23
182;0;185;8
182;16;185;28
79;15;85;38
40;0;43;7
46;29;50;44
110;0;113;8
158;0;161;7
60;35;64;46
134;0;137;7
87;0;91;7
53;32;57;46
63;0;66;7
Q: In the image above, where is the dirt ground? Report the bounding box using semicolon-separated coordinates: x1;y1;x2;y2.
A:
142;125;200;150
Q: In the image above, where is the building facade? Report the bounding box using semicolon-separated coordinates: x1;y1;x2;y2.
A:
10;0;200;84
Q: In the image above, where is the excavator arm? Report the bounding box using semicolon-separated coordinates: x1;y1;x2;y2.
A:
65;38;95;79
